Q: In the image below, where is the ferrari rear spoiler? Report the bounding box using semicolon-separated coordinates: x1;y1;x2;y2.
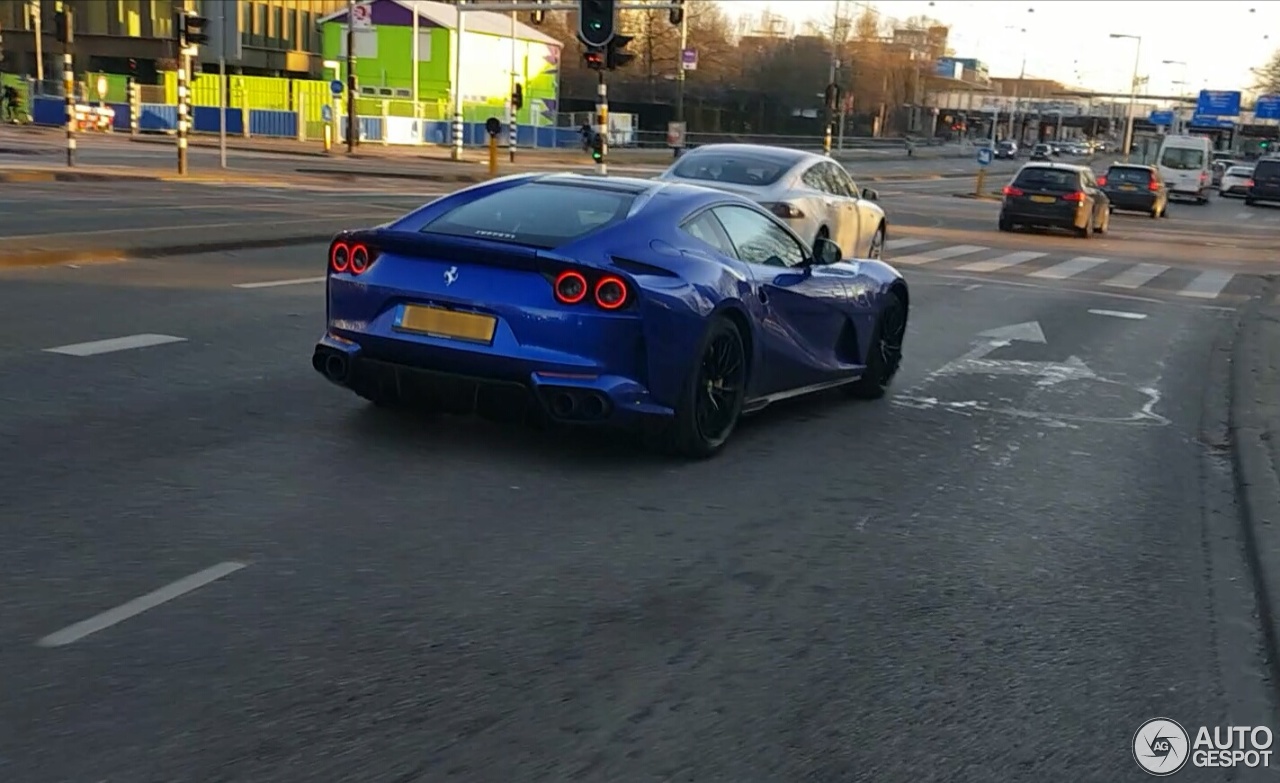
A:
351;228;544;273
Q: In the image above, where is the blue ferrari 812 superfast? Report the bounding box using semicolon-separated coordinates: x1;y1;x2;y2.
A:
312;172;909;457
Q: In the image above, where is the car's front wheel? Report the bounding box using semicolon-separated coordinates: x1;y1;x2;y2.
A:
847;290;907;400
662;316;747;458
867;224;885;259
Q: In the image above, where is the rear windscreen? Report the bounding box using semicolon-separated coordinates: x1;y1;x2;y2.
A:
1253;160;1280;178
671;154;788;186
1160;147;1205;170
1106;167;1152;184
421;183;636;249
1014;168;1079;189
1226;167;1253;177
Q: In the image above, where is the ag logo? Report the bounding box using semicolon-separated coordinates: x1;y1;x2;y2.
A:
1134;718;1190;776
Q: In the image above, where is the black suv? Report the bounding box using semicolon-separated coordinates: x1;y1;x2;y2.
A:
1245;158;1280;206
1098;164;1168;219
999;163;1111;238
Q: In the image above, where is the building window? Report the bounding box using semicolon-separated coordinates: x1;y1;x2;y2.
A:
300;10;313;52
149;0;173;39
256;3;267;44
118;0;143;37
283;9;296;49
272;5;283;44
82;0;111;35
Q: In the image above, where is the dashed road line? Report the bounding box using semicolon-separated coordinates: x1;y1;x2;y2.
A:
1029;256;1108;280
234;276;327;289
1178;270;1235;299
1089;309;1148;320
892;244;988;266
1101;263;1169;289
37;562;248;647
957;250;1046;273
44;334;187;357
884;237;932;251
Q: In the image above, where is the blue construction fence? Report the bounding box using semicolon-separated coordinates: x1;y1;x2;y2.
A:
29;96;584;148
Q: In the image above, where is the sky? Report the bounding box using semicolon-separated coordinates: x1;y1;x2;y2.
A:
718;0;1278;96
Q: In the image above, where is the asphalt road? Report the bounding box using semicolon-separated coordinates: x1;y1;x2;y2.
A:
2;207;1279;780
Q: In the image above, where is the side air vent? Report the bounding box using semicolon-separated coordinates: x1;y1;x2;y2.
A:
611;256;678;278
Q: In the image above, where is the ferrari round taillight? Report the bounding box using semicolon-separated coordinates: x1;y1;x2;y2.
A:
330;242;350;273
594;276;628;310
350;244;369;274
554;270;588;304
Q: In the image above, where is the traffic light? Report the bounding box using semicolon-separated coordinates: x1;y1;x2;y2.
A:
606;35;635;71
577;0;615;48
512;83;524;111
530;0;546;25
824;82;840;112
54;9;73;45
591;132;604;162
669;0;685;26
1262;140;1271;151
177;11;209;48
583;48;604;71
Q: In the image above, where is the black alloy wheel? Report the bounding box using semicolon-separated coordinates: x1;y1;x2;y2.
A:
848;291;907;399
661;317;747;458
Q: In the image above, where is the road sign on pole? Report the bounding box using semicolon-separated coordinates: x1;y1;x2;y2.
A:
666;121;686;148
351;2;373;29
977;146;993;166
1256;95;1280;121
680;48;697;71
1148;110;1174;126
330;79;344;97
322;104;333;123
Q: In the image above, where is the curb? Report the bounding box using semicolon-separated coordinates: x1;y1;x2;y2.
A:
0;232;337;269
952;191;1003;201
293;166;487;184
1228;274;1280;704
0;169;160;184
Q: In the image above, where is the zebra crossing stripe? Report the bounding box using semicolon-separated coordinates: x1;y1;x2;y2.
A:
957;251;1047;273
1178;270;1235;299
1029;256;1108;280
1101;263;1169;289
892;245;988;266
884;237;932;251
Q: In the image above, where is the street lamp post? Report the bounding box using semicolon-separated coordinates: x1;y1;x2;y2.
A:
1163;59;1187;133
1111;33;1142;163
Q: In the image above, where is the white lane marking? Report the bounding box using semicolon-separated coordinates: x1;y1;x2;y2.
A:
37;562;248;647
1178;270;1235;299
1101;263;1169;289
234;276;327;289
1236;212;1254;220
1029;256;1108;280
891;244;988;266
1089;309;1148;320
44;334;187;357
957;250;1046;273
884;237;932;251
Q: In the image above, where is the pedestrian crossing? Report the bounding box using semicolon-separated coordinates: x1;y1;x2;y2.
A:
882;237;1254;301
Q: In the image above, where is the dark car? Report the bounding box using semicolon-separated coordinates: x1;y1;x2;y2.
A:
998;163;1111;238
994;140;1018;159
1097;164;1168;218
1245;158;1280;206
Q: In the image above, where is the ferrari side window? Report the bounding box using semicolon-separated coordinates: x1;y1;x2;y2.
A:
712;206;806;269
680;212;736;256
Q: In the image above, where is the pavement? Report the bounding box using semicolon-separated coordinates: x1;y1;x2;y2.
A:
3;169;1280;780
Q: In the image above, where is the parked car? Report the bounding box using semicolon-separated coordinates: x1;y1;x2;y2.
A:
1097;163;1169;218
998;162;1111;238
656;144;888;260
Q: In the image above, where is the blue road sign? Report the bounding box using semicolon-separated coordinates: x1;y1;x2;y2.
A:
1189;115;1235;130
977;146;993;166
1256;95;1280;121
321;105;333;123
330;79;344;97
1148;110;1174;126
1195;89;1241;117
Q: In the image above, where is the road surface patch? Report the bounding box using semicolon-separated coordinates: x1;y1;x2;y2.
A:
37;562;248;647
44;334;187;356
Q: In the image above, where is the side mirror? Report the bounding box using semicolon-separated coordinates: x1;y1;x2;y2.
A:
812;236;842;266
861;187;879;201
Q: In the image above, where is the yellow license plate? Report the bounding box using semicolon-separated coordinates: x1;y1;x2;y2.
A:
398;305;497;343
1120;185;1137;190
1030;195;1055;203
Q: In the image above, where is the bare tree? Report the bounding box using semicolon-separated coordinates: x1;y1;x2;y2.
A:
1255;49;1280;95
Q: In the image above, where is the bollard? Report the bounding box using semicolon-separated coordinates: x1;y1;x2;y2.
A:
323;124;333;153
485;117;502;177
975;168;987;198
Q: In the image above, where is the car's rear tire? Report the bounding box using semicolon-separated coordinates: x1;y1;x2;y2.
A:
998;214;1013;232
847;290;907;400
659;315;747;459
1076;210;1094;239
1246;198;1256;206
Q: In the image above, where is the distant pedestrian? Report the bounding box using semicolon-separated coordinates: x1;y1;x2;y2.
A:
3;85;22;123
580;122;592;152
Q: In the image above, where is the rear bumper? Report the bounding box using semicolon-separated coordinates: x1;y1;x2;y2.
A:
1000;204;1085;229
1247;186;1280;202
1105;190;1158;211
313;332;675;425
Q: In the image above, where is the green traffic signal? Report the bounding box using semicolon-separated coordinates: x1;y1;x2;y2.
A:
589;20;602;29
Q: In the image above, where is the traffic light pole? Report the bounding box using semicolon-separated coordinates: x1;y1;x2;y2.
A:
346;0;357;154
177;51;190;175
61;16;73;168
595;72;608;176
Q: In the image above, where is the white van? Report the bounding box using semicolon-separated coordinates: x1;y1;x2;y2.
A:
1156;135;1213;204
